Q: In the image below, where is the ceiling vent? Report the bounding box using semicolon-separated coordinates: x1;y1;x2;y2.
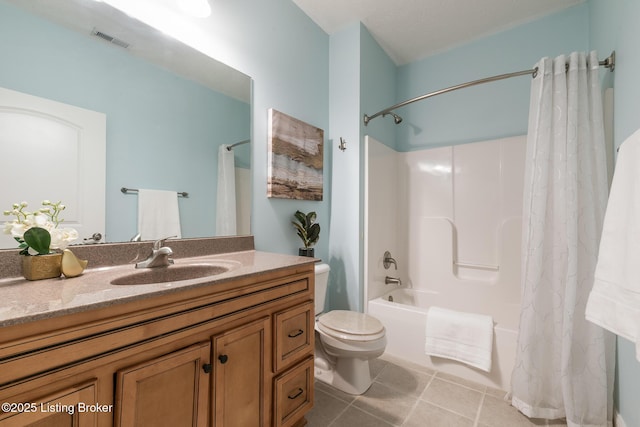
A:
91;29;130;49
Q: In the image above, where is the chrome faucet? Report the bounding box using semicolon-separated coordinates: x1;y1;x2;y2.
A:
385;276;402;286
135;236;175;268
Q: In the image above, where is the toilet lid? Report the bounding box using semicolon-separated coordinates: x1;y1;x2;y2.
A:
317;310;385;341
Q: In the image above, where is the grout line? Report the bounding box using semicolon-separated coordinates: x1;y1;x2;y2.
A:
326;402;351;427
372;372;434;397
322;384;359;427
417;399;480;425
347;405;398;426
332;390;398;427
472;391;486;427
318;360;502;427
417;372;436;401
418;376;485;423
399;373;437;426
312;388;349;427
433;371;493;394
379;355;437;377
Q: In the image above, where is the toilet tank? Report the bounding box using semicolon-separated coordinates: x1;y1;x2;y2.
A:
314;263;330;314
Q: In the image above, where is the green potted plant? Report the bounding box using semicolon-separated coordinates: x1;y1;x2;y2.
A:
3;200;79;280
292;210;320;257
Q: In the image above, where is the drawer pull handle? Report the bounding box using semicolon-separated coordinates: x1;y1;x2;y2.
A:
288;329;304;338
288;388;304;400
203;363;213;373
218;354;229;364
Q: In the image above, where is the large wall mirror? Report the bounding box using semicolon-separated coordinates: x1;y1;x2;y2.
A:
0;0;252;249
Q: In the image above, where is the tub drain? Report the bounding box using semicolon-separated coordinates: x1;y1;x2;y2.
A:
388;295;394;302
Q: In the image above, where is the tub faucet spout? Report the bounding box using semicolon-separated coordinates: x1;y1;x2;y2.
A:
385;276;402;286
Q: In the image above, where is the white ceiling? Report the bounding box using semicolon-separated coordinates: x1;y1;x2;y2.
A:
292;0;585;65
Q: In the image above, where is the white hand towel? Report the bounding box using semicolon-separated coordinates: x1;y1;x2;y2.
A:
216;144;237;236
425;306;494;372
586;128;640;361
137;189;182;241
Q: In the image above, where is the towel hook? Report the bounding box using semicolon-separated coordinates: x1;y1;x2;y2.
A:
338;137;347;151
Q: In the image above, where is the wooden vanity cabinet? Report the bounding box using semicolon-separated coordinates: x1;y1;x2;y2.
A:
0;263;315;427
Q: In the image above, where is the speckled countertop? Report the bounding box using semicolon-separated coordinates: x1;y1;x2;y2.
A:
0;249;315;328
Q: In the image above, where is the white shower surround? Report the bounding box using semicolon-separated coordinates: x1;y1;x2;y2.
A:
364;135;526;391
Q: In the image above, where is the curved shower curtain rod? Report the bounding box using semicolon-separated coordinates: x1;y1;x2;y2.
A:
225;139;250;151
363;51;616;126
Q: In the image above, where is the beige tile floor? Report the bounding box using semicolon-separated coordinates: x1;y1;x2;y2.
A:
306;354;568;427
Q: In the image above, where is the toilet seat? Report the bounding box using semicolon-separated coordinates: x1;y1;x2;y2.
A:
317;310;385;342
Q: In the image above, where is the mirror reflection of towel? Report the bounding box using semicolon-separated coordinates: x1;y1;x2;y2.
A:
137;189;181;241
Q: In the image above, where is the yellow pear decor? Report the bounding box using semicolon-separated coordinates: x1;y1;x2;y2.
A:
61;249;88;278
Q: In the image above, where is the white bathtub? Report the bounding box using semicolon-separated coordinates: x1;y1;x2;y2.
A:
368;288;519;391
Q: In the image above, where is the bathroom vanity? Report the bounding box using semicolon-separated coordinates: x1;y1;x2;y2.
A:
0;239;315;427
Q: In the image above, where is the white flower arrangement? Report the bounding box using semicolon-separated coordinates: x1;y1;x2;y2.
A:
3;200;78;255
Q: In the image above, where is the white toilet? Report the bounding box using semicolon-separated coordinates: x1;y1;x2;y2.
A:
314;263;387;395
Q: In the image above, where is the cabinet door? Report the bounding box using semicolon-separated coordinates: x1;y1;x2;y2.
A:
212;317;269;427
114;342;210;427
0;380;98;427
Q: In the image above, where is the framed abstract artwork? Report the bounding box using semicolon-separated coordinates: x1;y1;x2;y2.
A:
267;109;323;200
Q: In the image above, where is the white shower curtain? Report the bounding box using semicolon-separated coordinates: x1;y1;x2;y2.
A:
216;144;237;236
510;52;615;426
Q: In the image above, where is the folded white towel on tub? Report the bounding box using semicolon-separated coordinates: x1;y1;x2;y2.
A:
425;306;494;372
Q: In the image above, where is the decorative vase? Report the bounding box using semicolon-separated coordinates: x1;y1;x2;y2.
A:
61;249;88;278
298;248;315;257
22;253;63;281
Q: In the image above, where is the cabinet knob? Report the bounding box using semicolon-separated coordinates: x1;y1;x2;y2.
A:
218;354;229;364
288;329;304;338
202;363;213;373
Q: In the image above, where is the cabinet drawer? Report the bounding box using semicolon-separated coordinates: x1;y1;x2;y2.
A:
273;357;314;427
273;301;314;372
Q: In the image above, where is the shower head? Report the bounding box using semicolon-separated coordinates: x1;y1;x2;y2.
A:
383;112;403;124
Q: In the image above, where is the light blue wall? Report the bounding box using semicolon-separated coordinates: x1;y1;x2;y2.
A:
0;1;250;243
324;23;397;313
360;25;398;150
326;23;362;311
590;1;640;425
201;0;330;260
395;4;589;151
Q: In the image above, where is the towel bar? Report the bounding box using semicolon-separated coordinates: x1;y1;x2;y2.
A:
121;187;189;198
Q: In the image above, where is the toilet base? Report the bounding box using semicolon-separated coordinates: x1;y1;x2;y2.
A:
314;351;374;395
